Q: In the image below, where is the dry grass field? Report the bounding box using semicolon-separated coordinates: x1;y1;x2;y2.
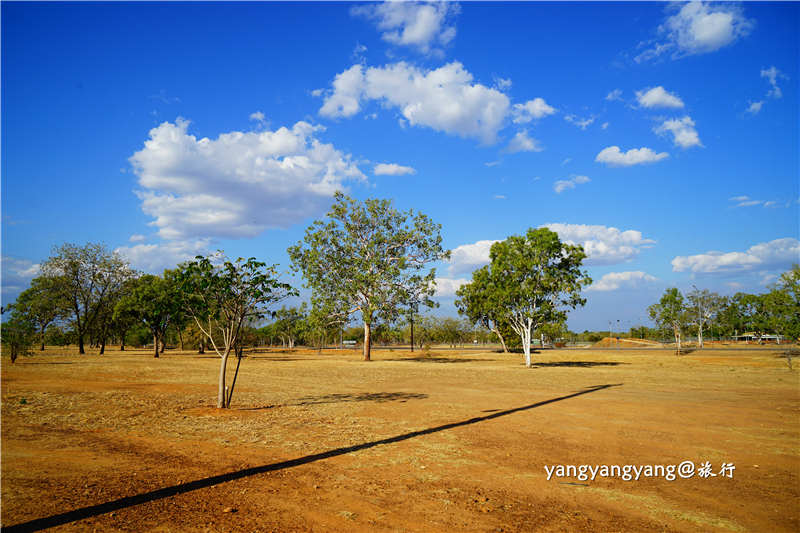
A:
2;345;799;532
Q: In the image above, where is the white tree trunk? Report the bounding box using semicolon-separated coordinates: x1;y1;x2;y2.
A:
697;324;704;348
217;348;231;408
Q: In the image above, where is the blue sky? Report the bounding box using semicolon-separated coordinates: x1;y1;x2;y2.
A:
2;1;798;331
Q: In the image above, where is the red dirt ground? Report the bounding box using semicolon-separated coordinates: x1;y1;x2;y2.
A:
2;345;798;532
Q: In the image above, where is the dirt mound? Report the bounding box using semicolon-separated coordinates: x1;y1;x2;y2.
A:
593;337;664;348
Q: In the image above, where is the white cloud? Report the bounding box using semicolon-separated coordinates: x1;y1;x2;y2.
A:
671;238;800;273
115;239;211;274
746;101;763;115
512;97;556;123
494;76;512;90
129;234;147;243
586;271;659;292
564;114;595;130
729;196;783;208
448;239;500;274
595;146;669;167
433;277;469;298
506;130;542;153
636;2;754;62
601;122;609;130
543;223;657;266
484;160;501;167
129;118;365;241
1;256;41;296
761;66;787;99
561;158;571;166
553;175;590;194
320;62;510;144
374;163;416;176
635;86;684;108
249;111;266;123
654;116;702;148
351;1;459;54
606;89;623;101
493;194;506;200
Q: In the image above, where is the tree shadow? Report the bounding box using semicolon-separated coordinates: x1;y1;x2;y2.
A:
16;362;75;365
238;391;428;411
530;361;626;368
2;383;622;532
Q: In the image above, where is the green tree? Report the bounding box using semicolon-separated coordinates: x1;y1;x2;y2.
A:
648;288;688;351
115;274;182;358
686;286;725;348
458;228;590;367
10;276;68;351
455;267;511;353
288;192;449;361
1;313;37;362
272;305;308;348
40;243;134;354
176;254;295;408
766;265;800;341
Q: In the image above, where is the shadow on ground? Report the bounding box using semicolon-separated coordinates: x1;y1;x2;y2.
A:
530;361;626;368
238;391;429;411
2;383;622;532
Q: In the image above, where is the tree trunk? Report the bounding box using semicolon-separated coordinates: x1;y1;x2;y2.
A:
78;335;85;355
410;317;414;352
160;338;165;353
178;330;184;351
217;349;231;408
226;350;243;408
492;327;509;353
523;325;532;368
363;321;372;361
153;333;160;358
99;337;106;355
697;324;704;348
198;338;205;354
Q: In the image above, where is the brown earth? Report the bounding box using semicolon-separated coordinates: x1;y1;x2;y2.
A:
2;345;799;532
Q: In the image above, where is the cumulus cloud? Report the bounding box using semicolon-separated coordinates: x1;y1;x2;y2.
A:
115;239;212;274
319;61;510;144
606;89;623;101
635;86;684;108
586;271;659;292
506;130;542;153
654;116;702;148
1;256;41;296
671;238;800;273
512;97;556;123
636;2;754;62
543;223;657;266
494;76;512;90
746;101;763;115
564;114;595;130
447;224;656;275
433;277;469;298
128;118;365;241
129;234;147;243
374;163;416;176
761;66;787;99
553;175;590;194
249;111;266;123
595;146;669;167
351;1;459;54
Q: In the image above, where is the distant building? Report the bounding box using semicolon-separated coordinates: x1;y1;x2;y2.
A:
732;332;785;343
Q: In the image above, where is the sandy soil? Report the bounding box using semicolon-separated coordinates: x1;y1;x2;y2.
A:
2;345;799;532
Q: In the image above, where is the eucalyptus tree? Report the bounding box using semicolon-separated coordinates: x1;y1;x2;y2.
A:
41;243;135;354
462;228;590;367
455;266;512;353
648;288;688;351
176;254;295;408
10;276;69;350
288;192;449;361
686;286;725;348
114;274;182;358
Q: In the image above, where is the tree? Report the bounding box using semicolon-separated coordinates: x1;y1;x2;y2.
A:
115;274;182;358
455;267;511;353
176;254;294;408
40;243;134;354
648;288;688;351
10;276;68;351
288;192;449;361
766;265;800;342
686;286;724;348
458;228;590;367
272;305;308;348
1;313;37;363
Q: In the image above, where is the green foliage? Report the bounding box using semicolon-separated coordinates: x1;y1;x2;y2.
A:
9;276;69;350
457;227;590;365
1;313;37;362
288;192;449;360
115;274;182;357
649;288;688;349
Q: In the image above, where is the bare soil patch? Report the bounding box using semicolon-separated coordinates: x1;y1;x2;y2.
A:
2;346;798;532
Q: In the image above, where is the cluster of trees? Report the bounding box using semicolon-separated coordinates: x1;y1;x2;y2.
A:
648;266;799;349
